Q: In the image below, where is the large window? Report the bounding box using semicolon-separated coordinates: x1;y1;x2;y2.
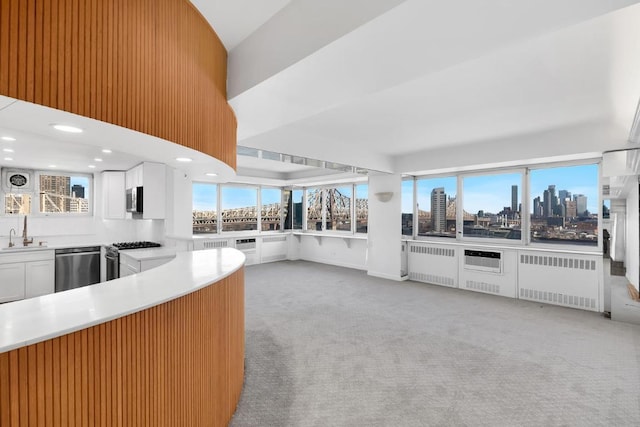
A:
355;184;368;233
3;171;91;215
285;189;303;230
307;188;323;231
325;186;352;231
261;187;282;231
530;164;598;246
462;172;522;240
417;177;456;238
221;186;257;232
192;183;217;234
401;179;414;236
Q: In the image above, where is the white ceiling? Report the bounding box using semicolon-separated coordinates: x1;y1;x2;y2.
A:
3;1;640;185
196;0;640;177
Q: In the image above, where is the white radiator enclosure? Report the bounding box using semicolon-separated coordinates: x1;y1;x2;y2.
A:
407;240;603;312
517;250;602;312
407;242;458;288
261;235;288;264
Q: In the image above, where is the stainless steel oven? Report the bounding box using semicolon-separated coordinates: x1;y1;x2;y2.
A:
105;246;119;281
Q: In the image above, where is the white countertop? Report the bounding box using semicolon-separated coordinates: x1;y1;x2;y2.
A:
0;248;245;353
118;247;178;261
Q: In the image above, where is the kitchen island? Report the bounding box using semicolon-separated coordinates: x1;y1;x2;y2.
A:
0;248;245;426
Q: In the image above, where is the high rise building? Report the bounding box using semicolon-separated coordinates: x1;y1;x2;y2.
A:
511;185;518;213
548;185;558;216
40;175;70;212
431;187;447;233
72;184;85;199
566;200;577;218
559;190;571;204
533;197;542;218
574;194;587;216
543;189;551;217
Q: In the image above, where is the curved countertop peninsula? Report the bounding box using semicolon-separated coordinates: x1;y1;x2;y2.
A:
0;248;246;426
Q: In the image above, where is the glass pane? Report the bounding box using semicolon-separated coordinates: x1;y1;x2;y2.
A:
292;190;303;230
355;184;368;233
261;187;282;231
325;186;352;231
40;175;90;213
193;183;217;234
417;177;456;238
4;194;31;214
221;186;257;232
462;173;521;240
401;179;414;236
306;188;323;231
530;164;598;246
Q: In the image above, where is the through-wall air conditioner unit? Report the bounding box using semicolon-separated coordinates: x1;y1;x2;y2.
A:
2;169;34;191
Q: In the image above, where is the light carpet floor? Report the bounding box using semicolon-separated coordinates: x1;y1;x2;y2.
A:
229;260;640;427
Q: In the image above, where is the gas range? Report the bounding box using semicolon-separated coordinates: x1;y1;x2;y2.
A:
112;241;162;250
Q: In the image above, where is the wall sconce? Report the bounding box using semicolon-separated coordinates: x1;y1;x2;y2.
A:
374;192;394;203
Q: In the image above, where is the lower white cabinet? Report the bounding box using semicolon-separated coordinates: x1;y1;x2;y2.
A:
25;260;55;298
0;263;26;303
119;252;174;278
0;250;55;302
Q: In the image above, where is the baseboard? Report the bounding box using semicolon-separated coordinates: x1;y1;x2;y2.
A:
367;270;407;282
299;256;366;271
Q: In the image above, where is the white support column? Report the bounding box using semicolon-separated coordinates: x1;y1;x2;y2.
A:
367;172;403;281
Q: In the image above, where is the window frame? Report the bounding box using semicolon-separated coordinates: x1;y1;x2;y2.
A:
192;181;219;235
408;159;601;252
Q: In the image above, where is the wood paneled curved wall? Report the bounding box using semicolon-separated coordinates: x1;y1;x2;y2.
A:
0;0;236;169
0;268;244;426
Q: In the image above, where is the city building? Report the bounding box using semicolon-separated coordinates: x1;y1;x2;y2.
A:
511;185;518;213
430;187;447;233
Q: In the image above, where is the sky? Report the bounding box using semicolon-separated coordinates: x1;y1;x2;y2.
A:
403;164;599;214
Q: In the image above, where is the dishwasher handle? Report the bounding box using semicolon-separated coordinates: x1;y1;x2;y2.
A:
55;246;102;255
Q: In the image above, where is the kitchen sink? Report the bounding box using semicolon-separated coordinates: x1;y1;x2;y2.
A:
2;246;48;251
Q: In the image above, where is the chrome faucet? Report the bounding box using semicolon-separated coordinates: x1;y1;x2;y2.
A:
22;216;33;246
8;228;16;248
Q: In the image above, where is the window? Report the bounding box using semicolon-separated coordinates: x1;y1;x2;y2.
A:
401;179;414;236
462;172;522;240
325;186;352;231
417;177;456;238
355;184;368;233
193;183;217;234
261;187;282;231
285;189;303;230
4;193;31;214
530;164;598;246
307;188;322;231
221;186;258;232
39;174;90;214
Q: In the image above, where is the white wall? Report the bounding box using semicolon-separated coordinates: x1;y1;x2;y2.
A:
296;234;367;270
625;179;639;288
366;172;403;280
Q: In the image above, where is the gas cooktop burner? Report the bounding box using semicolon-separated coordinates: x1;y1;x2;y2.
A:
112;241;162;250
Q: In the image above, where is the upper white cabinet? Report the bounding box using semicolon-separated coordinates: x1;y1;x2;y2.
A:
102;171;126;219
126;162;166;219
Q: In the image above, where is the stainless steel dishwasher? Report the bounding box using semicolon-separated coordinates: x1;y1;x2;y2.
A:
54;246;102;292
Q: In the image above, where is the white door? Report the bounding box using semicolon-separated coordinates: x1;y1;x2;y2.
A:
0;262;26;302
25;260;55;298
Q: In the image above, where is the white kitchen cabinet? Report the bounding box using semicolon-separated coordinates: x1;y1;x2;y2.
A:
0;250;55;302
125;162;166;219
102;171;126;219
25;259;55;298
119;250;175;278
0;263;26;303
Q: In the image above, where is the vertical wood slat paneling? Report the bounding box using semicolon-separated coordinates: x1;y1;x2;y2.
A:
0;0;236;169
0;269;244;425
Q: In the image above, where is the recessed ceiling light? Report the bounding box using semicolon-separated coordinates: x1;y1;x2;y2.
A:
48;165;56;168
3;148;14;153
88;165;96;169
101;149;112;154
1;136;16;141
51;124;83;133
205;173;218;177
94;158;103;162
176;157;192;162
4;157;13;161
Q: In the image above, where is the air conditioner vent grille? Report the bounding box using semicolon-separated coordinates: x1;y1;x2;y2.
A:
520;254;595;271
409;245;454;257
409;272;455;287
263;236;287;243
520;288;596;309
